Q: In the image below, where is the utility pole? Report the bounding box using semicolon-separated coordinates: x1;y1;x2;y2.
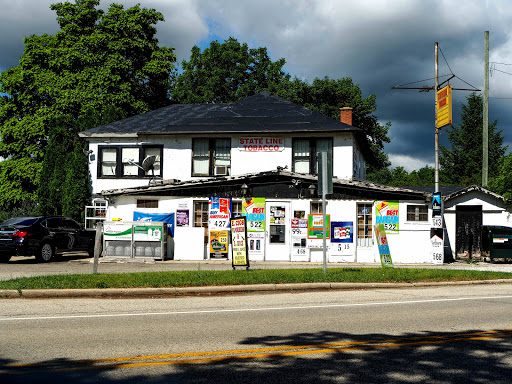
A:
482;31;489;187
435;42;440;193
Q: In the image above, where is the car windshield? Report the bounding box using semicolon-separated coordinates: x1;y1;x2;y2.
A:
0;217;39;227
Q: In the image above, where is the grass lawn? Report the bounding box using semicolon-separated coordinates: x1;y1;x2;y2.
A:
0;268;510;290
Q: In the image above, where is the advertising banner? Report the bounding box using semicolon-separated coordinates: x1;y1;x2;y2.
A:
209;197;232;230
375;200;399;234
375;223;394;267
242;197;265;232
307;214;330;248
209;230;229;256
431;228;444;264
133;212;174;237
330;221;353;256
231;217;250;268
103;222;133;241
307;214;331;239
176;209;190;226
133;224;164;242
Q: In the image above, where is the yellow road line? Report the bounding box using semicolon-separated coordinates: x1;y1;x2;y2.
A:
3;329;512;373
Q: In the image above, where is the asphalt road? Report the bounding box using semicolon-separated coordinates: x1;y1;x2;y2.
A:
1;284;512;383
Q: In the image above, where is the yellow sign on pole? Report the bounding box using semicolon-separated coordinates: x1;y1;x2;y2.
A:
436;84;452;128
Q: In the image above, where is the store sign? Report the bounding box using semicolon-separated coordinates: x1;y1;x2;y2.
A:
375;200;399;234
436;84;452;128
238;137;284;152
231;217;249;268
209;197;231;230
375;223;394;267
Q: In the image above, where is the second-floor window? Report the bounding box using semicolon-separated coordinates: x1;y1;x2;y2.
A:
192;138;231;176
98;145;162;178
292;138;332;175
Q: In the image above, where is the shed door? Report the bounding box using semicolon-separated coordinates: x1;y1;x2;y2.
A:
455;205;482;259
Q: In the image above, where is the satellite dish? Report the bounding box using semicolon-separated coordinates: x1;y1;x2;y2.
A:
142;155;156;173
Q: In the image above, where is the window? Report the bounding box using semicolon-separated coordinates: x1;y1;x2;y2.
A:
232;201;243;217
192;138;231;176
292;138;332;175
98;145;163;178
357;203;373;247
407;205;428;222
137;199;159;209
311;202;323;214
194;201;209;244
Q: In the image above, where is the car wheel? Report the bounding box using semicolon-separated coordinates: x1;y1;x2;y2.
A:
37;242;55;262
0;255;11;263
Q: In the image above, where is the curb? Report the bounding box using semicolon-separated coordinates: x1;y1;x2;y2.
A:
2;279;511;299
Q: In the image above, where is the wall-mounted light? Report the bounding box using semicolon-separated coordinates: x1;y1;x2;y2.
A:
308;184;316;197
241;183;249;196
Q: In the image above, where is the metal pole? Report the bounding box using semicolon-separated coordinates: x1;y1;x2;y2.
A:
321;152;327;274
92;221;102;274
434;42;440;193
483;31;489;187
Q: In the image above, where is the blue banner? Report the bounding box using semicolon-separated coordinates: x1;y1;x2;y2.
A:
133;212;175;237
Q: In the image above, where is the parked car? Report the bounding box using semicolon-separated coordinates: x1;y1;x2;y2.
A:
0;216;95;263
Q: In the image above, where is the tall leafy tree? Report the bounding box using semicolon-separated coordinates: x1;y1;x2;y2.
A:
37;107;123;221
173;37;289;104
277;77;391;172
489;152;512;201
0;0;177;208
440;93;506;186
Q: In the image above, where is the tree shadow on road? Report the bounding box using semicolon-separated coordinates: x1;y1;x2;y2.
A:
2;329;511;383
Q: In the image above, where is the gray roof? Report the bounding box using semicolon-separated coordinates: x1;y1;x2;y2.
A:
101;169;427;201
405;185;507;202
79;92;360;137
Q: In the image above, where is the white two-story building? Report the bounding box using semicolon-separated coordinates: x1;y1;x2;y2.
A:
80;92;440;263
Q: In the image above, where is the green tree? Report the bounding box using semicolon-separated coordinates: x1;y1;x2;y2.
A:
173;37;289;104
277;76;391;172
0;0;177;209
489;152;512;201
37;107;124;221
440;93;506;186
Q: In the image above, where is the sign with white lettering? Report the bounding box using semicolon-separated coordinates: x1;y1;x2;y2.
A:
238;137;284;152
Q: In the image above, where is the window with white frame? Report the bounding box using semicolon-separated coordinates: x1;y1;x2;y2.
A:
292;138;332;175
357;203;373;247
98;145;163;178
407;205;428;222
192;138;231;176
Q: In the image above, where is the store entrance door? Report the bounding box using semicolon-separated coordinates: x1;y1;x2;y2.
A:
265;202;290;261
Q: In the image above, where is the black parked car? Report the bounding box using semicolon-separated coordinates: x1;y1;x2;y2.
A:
0;216;95;263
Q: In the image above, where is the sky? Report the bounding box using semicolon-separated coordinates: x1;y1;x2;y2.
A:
1;0;511;172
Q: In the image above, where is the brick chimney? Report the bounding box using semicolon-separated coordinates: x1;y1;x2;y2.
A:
340;107;352;126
